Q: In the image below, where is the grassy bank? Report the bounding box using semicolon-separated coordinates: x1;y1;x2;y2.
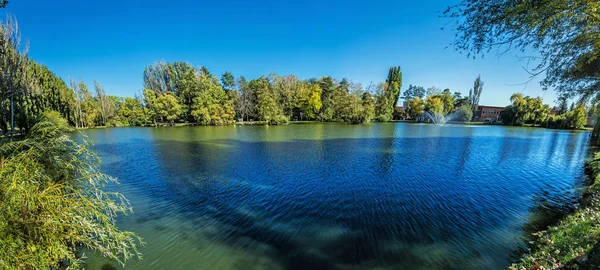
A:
511;153;600;270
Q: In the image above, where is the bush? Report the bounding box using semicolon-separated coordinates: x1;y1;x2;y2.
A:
543;106;586;130
454;105;473;123
0;119;142;269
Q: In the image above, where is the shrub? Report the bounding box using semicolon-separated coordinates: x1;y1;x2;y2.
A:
0;119;142;269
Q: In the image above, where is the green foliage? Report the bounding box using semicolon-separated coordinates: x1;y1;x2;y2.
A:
220;71;235;91
425;96;444;116
425;89;455;117
545;105;587;130
407;97;424;119
445;0;600;137
342;90;374;124
0;118;142;269
304;84;322;120
455;105;473;122
318;77;343;121
154;93;181;125
393;106;404;120
502;93;552;126
191;71;235;125
250;77;287;125
468;76;483;120
402;85;426;102
375;66;402;121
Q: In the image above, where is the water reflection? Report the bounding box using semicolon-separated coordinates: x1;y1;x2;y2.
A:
80;123;590;270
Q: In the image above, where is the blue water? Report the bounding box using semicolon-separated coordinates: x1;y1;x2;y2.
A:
80;123;591;269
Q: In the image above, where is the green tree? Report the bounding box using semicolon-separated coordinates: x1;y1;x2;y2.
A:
469;75;483;121
375;66;402;121
568;105;587;129
154;93;181;126
425;96;444;117
402;85;426;102
509;93;528;126
455;105;473;122
236;76;255;121
342;90;372;124
445;0;600;140
93;80;112;126
305;83;323;120
0;115;141;269
221;71;235;91
407;97;424;120
556;96;568;115
318;76;340;121
250;77;286;124
190;70;235;125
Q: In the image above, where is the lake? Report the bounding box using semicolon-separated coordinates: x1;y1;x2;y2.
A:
81;123;591;270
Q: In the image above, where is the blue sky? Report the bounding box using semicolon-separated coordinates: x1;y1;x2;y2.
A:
4;0;557;107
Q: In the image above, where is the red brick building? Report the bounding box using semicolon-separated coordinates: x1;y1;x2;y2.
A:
474;105;504;122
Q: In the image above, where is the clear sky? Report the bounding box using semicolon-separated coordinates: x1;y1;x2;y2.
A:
4;0;558;107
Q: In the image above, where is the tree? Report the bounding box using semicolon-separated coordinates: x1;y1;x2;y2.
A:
556;96;568;115
402;85;426;101
77;81;98;128
527;97;549;126
143;89;158;126
445;0;600;140
250;77;286;124
500;105;516;125
221;71;235;91
191;70;235;125
455;105;473;122
0;16;32;137
236;76;255;121
94;80;113;126
469;75;483;121
375;66;402;121
426;86;441;96
509;93;528;126
154;93;181;126
305;83;322;120
407;97;424;120
0;115;141;269
342;90;372;124
569;105;587;129
318;76;342;121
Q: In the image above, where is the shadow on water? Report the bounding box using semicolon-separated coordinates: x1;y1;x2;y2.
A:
86;127;590;270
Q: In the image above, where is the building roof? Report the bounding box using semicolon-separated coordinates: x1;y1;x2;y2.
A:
478;105;505;110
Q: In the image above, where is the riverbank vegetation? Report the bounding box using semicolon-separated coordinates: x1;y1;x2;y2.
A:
511;153;600;269
0;112;142;269
0;15;141;269
498;93;588;130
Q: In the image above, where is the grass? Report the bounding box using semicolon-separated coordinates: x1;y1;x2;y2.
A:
511;154;600;270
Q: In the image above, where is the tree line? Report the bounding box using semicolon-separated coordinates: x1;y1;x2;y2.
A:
500;93;588;130
2;53;406;130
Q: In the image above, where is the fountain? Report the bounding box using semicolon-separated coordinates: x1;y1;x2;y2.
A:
423;110;468;125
